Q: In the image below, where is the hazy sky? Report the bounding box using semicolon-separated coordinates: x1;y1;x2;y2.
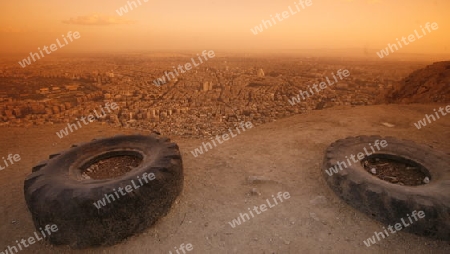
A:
1;0;449;55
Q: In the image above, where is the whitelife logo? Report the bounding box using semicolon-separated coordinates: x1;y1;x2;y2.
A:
250;0;313;35
1;224;58;254
93;172;156;209
116;0;149;16
325;139;388;177
0;153;21;171
288;69;350;106
376;22;438;59
363;210;426;247
190;121;253;157
56;102;119;139
168;243;194;254
18;31;81;68
228;192;291;228
414;105;450;129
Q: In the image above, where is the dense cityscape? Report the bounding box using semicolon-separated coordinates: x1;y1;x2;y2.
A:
0;54;428;138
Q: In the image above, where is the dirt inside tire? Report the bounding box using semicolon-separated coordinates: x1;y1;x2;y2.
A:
83;155;143;180
361;155;430;186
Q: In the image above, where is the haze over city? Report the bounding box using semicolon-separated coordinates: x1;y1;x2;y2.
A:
1;0;449;57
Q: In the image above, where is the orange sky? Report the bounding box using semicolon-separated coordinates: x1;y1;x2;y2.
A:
1;0;449;55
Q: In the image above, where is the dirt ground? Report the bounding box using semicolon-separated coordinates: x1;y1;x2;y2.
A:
0;104;449;254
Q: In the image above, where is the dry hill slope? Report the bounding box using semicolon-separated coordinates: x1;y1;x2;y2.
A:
387;61;450;103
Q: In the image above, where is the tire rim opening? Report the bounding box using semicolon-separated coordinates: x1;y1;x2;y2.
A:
80;151;143;180
361;154;431;186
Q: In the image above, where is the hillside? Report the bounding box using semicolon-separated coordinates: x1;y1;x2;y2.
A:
387;61;450;103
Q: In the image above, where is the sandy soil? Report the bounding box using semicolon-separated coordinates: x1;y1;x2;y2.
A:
0;104;449;254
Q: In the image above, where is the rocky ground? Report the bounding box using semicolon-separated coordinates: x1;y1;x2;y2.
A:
0;104;449;254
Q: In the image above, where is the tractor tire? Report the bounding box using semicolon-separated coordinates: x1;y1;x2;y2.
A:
323;135;450;240
24;134;183;248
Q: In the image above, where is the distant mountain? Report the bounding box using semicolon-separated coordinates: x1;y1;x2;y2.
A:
386;61;450;103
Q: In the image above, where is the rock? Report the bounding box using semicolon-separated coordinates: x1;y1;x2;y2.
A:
309;196;327;206
310;212;320;222
382;122;395;128
249;188;261;196
81;173;91;180
247;176;275;184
